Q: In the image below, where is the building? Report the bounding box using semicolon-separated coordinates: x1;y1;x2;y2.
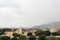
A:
3;27;23;37
4;31;14;38
15;27;22;34
22;31;28;36
50;27;59;33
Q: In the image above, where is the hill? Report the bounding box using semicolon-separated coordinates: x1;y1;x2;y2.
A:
31;22;60;29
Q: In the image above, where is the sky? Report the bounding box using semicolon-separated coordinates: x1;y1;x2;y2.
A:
0;0;60;28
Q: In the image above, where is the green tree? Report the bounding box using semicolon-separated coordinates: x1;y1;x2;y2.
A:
11;37;17;40
51;32;60;36
13;33;20;37
35;30;44;36
28;36;36;40
44;31;51;36
19;35;27;40
12;33;27;40
48;37;56;40
27;32;32;36
45;37;60;40
38;35;46;40
0;36;10;40
35;30;51;36
56;38;60;40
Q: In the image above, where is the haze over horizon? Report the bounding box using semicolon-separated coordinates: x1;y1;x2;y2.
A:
0;0;60;28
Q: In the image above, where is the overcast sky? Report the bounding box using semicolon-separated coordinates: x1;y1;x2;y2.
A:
0;0;60;28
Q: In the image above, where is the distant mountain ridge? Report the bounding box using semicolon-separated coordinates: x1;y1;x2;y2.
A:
31;22;60;29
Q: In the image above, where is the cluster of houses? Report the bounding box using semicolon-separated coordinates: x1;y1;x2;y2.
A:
0;26;59;38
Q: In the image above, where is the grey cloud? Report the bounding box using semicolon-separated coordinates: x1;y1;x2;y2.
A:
0;0;60;28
